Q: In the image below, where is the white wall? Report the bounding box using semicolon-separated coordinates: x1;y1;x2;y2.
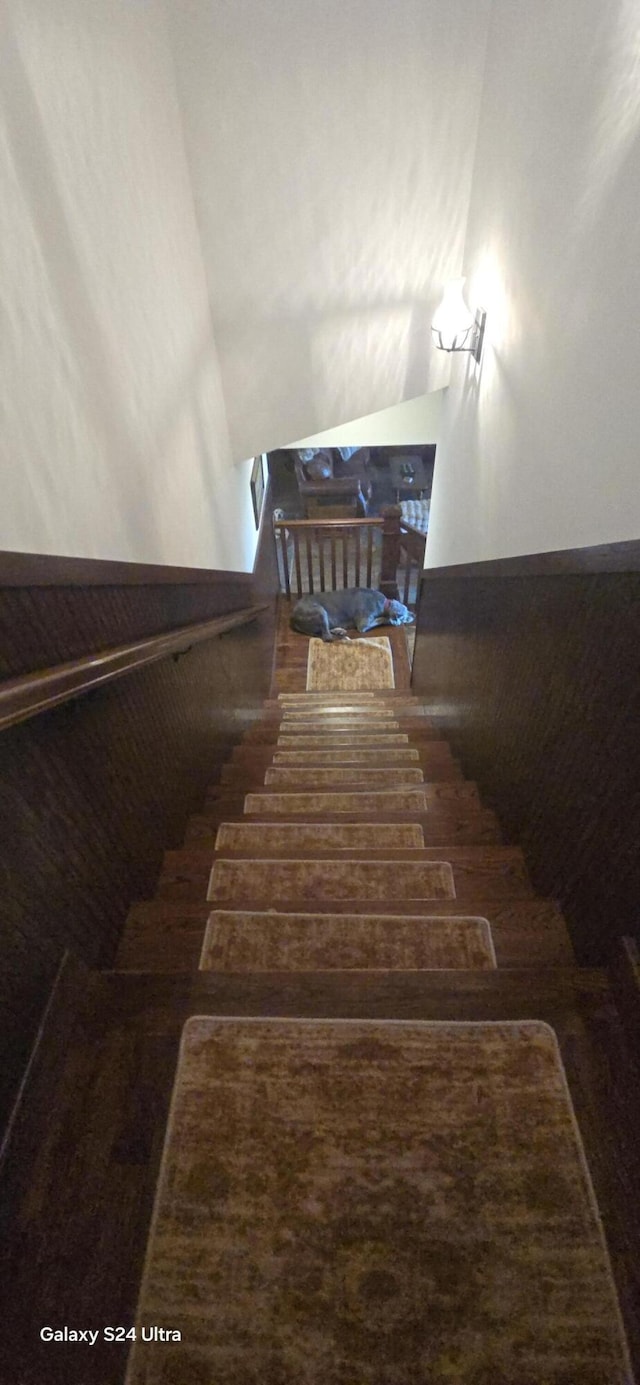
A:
292;388;444;448
0;0;258;570
167;0;490;462
427;0;640;568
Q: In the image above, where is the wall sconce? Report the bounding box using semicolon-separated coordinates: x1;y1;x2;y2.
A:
431;278;486;364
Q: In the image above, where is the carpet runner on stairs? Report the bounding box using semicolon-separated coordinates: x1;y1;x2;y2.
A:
264;766;426;785
122;677;634;1380
207;856;456;904
213;821;426;850
199;910;497;970
273;731;413;745
244;787;444;813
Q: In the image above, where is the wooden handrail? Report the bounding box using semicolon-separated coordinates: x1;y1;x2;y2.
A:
0;604;269;733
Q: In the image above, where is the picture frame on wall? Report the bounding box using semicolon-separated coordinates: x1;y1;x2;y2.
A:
250;454;265;530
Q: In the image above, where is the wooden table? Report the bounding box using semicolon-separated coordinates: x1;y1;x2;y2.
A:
388;454;429;502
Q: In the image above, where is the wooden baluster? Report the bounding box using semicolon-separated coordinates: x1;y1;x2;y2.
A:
366;525;373;587
318;530;326;591
342;531;348;588
380;505;401;600
330;531;337;590
293;530;303;597
277;525;291;598
306;531;314;594
355;527;361;587
403;555;411;607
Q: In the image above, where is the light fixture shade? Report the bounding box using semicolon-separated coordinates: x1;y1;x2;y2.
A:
431;278;476;352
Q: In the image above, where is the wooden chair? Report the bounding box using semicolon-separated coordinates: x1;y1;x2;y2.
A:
293;449;372;518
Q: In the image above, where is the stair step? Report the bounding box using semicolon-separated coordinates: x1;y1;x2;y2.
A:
213;821;427;851
280;714;431;728
275;691;423;701
279;701;430;715
217;784;482;814
223;759;462;786
185;810;503;846
196;848;535;906
243;719;442;742
199;910;496;972
234;747;424;765
275;733;415;746
115;897;574;971
125;1013;632;1385
267;766;463;786
248;768;464;790
230;745;454;767
267;697;425;711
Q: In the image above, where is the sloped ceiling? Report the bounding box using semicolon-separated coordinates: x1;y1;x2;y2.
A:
167;0;491;461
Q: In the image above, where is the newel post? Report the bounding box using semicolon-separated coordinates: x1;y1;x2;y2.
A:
379;505;401;600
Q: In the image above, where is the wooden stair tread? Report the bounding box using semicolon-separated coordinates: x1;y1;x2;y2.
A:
243;718;440;738
152;846;535;904
212;821;428;851
244;727;446;744
161;842;529;869
230;746;453;764
185;811;503;846
222;766;465;787
193;804;498;825
208;785;483;813
116;897;575;972
275;691;424;700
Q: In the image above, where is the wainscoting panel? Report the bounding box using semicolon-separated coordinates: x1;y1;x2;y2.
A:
412;550;640;966
0;513;279;1135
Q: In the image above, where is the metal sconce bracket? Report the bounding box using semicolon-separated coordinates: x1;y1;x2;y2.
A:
471;308;486;364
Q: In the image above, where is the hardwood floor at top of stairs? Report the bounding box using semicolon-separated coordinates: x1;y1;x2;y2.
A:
273;596;413;693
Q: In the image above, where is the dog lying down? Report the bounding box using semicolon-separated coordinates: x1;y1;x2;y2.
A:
291;588;414;642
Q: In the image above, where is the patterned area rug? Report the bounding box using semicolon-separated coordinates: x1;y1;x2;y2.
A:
207;858;455;904
307;636;395;692
127;1018;631;1385
199;911;496;971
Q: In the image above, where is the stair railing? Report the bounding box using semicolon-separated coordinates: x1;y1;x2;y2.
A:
273;505;424;603
398;517;428;607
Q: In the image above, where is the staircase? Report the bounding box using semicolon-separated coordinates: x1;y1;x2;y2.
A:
117;688;576;976
3;621;639;1384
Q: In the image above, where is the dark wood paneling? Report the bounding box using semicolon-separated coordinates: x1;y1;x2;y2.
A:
250;477;280;692
0;550;256;585
412;552;640;966
0;581;253;679
0;511;279;1136
424;537;640;577
0;623;272;1130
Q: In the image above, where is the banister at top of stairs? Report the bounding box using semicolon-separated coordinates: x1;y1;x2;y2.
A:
273;505;425;602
